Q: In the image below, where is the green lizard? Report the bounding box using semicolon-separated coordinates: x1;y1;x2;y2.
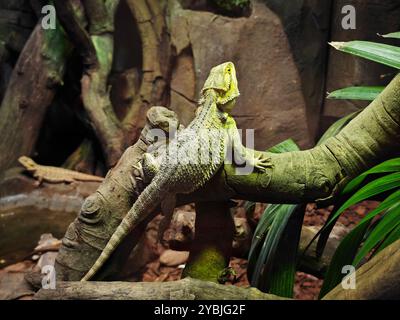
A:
81;61;272;281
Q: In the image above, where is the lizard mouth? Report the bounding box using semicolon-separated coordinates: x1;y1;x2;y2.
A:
219;78;240;105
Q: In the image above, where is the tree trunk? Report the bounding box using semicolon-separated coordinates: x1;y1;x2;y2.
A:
182;201;235;282
0;23;71;172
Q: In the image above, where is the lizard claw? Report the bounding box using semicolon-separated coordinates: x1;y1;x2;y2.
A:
132;162;142;172
253;154;272;173
132;162;145;180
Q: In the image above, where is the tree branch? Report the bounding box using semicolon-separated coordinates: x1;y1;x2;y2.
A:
34;277;286;300
323;238;400;300
36;239;400;300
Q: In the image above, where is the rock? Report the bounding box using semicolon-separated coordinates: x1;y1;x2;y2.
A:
262;0;332;139
0;272;34;300
232;217;252;258
0;170;99;267
170;51;197;126
160;249;189;267
166;209;195;251
169;0;311;149
0;260;35;300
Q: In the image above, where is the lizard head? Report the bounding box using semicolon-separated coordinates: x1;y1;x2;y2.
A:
201;61;240;114
18;156;37;172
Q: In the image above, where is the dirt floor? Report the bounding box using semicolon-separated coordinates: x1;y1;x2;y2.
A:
0;201;378;300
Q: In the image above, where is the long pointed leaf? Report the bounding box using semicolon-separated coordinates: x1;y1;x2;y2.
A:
323;172;400;230
318;220;368;298
248;139;301;296
310;170;400;259
330;41;400;69
319;189;400;298
267;205;306;297
268;138;300;153
252;205;296;288
317;111;360;146
379;31;400;39
248;204;279;276
353;203;400;266
315;197;348;258
343;158;400;194
327;86;384;101
374;221;400;254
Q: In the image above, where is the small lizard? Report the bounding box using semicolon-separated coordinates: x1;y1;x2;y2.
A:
81;61;272;281
18;156;104;185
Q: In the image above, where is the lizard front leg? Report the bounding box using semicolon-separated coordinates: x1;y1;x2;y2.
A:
229;127;272;173
33;175;43;187
141;153;160;184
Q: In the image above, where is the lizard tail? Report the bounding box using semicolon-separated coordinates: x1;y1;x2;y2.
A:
81;178;163;281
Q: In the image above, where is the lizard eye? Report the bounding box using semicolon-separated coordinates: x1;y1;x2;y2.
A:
226;67;231;73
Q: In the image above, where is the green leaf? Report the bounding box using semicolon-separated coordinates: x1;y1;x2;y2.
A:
374;221;400;254
248;204;278;276
318;220;368;298
310;170;400;260
319;189;400;298
248;138;301;297
343;158;400;194
379;31;400;39
315;198;348;258
251;205;297;289
316;111;360;146
330;41;400;69
327;86;384;101
267;205;305;297
324;172;400;230
267;138;300;153
353;203;400;266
